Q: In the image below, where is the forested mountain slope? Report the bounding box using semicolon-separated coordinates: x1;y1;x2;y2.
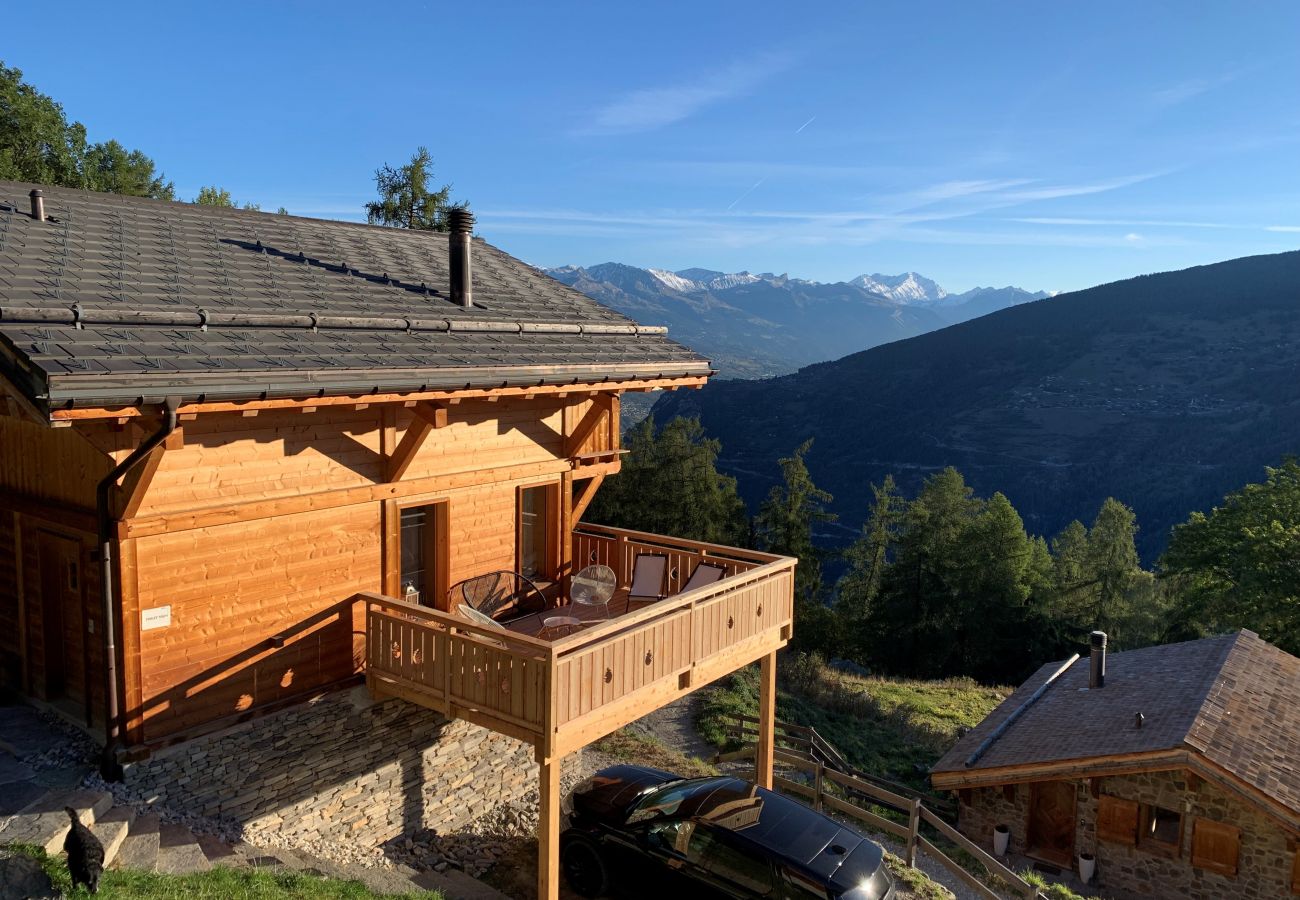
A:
654;250;1300;561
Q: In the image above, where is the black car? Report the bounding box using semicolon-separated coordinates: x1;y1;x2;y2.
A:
561;766;895;899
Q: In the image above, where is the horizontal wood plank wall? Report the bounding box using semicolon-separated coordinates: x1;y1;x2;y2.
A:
395;398;566;483
132;504;381;740
128;407;384;517
0;416;109;506
0;512;20;689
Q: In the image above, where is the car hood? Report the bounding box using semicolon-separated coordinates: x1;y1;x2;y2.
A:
571;765;680;823
821;833;886;894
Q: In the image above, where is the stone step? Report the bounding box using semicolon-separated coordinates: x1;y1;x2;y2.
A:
89;806;135;869
156;822;211;875
112;812;160;873
0;788;113;854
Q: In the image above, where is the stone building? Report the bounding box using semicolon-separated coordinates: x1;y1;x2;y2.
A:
931;630;1300;899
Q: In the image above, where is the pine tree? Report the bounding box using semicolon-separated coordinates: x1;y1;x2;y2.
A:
1085;498;1141;641
754;439;835;604
837;475;903;657
585;416;747;545
365;147;458;231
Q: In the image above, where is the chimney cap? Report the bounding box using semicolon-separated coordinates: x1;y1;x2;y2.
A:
29;188;43;197
446;206;474;234
1090;631;1107;648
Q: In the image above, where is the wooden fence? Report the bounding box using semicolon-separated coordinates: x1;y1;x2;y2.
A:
721;719;1039;899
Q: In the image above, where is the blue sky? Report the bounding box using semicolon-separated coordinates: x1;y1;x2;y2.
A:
8;1;1300;292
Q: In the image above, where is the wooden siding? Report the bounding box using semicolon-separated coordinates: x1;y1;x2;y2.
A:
132;503;381;739
0;415;108;507
0;512;21;689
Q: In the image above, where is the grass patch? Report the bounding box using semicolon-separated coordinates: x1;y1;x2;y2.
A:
591;729;718;778
697;652;1009;791
1020;869;1107;900
2;844;442;899
883;851;950;900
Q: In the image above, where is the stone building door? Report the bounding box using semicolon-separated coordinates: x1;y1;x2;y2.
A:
1026;781;1076;867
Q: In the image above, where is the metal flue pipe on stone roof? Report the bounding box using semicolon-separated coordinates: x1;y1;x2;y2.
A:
448;206;473;307
1090;630;1107;689
29;189;44;222
96;396;179;780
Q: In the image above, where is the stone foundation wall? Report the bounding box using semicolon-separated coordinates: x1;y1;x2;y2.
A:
124;686;573;846
960;771;1297;900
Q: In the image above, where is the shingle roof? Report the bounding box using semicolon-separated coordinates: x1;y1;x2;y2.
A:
0;181;711;409
932;631;1300;819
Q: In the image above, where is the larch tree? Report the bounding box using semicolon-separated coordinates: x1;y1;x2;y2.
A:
365;147;458;231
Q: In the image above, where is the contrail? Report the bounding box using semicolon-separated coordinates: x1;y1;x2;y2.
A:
727;177;767;211
794;115;816;134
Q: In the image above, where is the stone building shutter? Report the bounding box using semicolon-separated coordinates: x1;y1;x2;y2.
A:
1096;795;1138;845
1292;849;1300;895
1190;818;1240;877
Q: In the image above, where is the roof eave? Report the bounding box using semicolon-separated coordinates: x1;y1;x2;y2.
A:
42;361;714;410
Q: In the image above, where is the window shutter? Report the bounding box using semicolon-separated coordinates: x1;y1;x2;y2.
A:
1191;818;1240;877
1292;850;1300;895
1096;795;1139;845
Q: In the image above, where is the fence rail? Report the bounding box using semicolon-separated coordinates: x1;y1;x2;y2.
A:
721;715;1038;899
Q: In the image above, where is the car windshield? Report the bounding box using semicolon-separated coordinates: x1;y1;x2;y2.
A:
626;777;723;824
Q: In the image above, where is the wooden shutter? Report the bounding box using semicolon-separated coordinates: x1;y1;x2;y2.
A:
1096;795;1139;845
1292;849;1300;895
1191;818;1240;877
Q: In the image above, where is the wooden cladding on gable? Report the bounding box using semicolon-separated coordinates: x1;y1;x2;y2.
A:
1096;794;1139;846
1191;818;1240;877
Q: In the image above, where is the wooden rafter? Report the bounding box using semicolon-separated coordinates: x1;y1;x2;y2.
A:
0;376;46;427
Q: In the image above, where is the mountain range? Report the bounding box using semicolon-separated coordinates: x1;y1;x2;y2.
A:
545;263;1048;378
652;250;1300;562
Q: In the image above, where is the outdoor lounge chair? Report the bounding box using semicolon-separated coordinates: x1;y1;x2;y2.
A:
451;570;549;623
678;561;727;594
628;552;669;602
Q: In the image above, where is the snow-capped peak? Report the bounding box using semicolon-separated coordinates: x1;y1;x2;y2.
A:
850;272;948;304
648;269;700;292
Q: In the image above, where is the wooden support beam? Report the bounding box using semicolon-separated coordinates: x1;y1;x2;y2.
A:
756;650;777;790
386;417;434;482
117;444;167;520
411;401;448;430
0;376;46;426
538;754;562;900
570;473;605;529
564;394;609;458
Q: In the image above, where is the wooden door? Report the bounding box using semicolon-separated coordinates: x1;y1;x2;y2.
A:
1026;781;1076;867
37;531;84;705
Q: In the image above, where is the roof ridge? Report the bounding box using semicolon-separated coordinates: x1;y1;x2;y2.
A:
1184;629;1267;754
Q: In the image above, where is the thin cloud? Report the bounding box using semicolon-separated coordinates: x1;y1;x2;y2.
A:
1266;225;1300;233
794;115;816;134
579;53;791;135
1150;71;1240;106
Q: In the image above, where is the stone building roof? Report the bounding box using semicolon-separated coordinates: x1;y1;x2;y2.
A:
932;631;1300;821
0;181;710;410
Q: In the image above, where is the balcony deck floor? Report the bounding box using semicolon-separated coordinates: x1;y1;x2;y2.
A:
505;587;660;638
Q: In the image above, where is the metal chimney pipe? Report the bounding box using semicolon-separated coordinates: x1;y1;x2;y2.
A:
1089;630;1107;689
29;189;45;222
447;206;474;307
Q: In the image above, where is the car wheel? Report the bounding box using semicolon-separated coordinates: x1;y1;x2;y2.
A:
562;834;611;897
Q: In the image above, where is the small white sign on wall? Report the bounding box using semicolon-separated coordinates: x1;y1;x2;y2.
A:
141;605;172;631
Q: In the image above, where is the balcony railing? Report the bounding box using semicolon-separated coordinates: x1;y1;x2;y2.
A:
362;523;795;758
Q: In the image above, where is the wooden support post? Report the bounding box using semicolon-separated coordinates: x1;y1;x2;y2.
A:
906;796;922;867
813;759;824;811
538;753;562;900
756;650;777;790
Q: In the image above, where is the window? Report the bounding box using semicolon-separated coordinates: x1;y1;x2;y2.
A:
686;827;773;896
1139;803;1183;855
1190;818;1240;877
518;484;557;580
397;502;447;607
1096;795;1139;846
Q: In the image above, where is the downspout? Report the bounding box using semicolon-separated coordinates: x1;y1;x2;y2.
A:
96;397;179;780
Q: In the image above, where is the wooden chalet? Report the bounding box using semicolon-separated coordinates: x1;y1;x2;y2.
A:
931;630;1300;899
0;182;794;898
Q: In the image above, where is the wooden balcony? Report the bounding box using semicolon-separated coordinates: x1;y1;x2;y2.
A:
362;522;795;760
